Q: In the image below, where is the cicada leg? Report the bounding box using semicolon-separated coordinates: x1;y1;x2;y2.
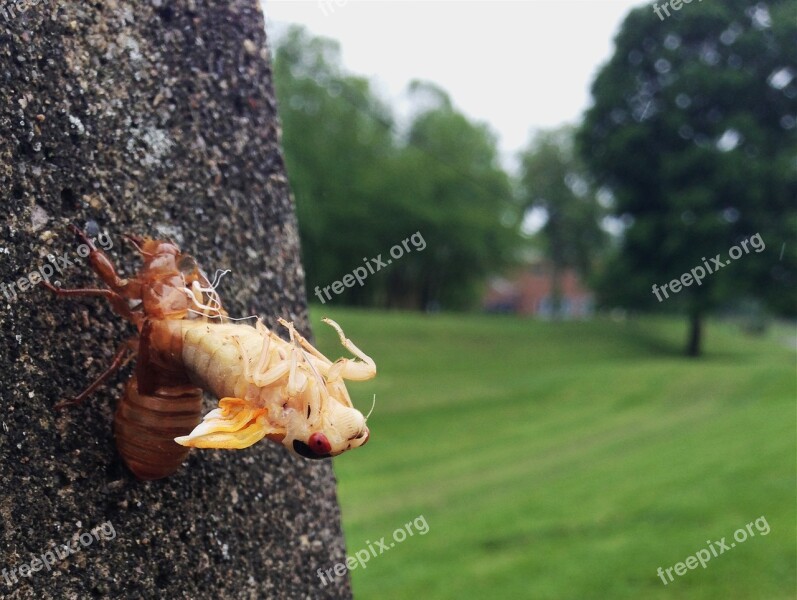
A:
70;224;137;297
41;281;138;324
321;318;377;382
54;338;138;410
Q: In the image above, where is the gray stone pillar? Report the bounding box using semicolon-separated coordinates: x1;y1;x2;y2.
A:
0;1;351;597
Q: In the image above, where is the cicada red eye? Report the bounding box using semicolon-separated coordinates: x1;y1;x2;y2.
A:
308;432;332;455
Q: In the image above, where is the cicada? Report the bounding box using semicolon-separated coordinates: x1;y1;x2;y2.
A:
46;226;374;479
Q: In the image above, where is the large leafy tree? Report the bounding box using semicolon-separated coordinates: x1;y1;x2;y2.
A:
580;0;796;355
273;26;398;305
274;29;519;310
519;126;606;317
389;82;519;309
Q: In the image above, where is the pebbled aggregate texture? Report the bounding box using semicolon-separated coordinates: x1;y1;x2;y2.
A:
0;1;352;598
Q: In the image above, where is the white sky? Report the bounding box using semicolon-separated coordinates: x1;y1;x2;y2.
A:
262;0;647;170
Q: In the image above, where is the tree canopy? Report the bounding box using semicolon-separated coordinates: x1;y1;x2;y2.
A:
579;0;797;354
273;26;519;311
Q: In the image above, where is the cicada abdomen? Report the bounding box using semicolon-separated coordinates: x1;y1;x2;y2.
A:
114;376;203;480
111;315;210;480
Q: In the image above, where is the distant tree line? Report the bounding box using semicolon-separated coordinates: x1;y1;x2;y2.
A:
273;1;795;357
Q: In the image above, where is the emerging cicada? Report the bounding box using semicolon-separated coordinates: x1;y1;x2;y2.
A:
46;226;375;479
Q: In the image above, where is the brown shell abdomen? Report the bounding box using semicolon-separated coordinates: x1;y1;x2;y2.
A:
114;376;203;480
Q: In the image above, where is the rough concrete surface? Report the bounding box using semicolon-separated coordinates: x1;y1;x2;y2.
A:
0;1;352;598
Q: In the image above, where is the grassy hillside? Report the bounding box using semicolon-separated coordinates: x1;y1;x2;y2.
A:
309;308;796;600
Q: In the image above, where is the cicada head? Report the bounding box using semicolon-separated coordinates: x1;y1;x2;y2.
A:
177;387;371;460
283;396;369;460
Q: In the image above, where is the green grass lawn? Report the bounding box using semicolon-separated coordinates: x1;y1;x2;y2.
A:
310;308;796;600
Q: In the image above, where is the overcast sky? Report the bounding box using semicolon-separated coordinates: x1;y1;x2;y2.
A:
262;0;646;168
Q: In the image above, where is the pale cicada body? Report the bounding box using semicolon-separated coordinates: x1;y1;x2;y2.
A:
153;317;374;459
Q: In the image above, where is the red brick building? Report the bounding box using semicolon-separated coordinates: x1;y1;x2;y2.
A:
483;261;594;318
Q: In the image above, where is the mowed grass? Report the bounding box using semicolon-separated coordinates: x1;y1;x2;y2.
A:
309;307;796;600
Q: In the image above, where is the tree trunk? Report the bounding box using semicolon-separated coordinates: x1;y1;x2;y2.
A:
549;259;563;320
548;213;564;320
686;312;703;357
0;3;351;598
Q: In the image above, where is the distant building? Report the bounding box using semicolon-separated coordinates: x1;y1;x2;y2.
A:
483;261;594;318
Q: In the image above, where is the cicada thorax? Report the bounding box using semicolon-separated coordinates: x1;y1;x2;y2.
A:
137;249;226;321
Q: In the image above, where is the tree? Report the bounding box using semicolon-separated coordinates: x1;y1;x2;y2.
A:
580;0;797;356
274;31;520;311
273;26;398;307
389;81;520;310
0;3;351;598
518;126;607;317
